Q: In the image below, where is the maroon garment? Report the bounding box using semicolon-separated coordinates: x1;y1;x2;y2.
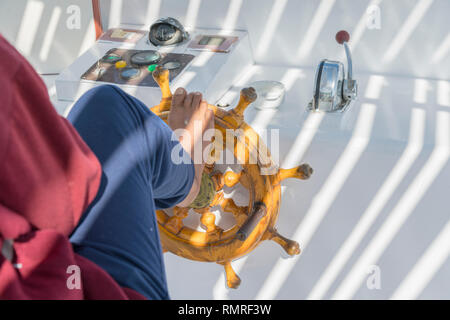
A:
0;35;145;299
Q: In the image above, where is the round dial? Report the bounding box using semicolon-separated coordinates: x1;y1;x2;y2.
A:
130;51;161;66
155;24;177;42
162;61;181;70
148;17;189;46
120;67;141;80
101;53;122;63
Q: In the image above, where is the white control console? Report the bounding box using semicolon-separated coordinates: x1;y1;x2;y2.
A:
55;28;253;108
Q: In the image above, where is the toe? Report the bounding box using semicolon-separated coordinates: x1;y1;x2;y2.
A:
192;92;202;109
184;92;195;109
172;88;186;107
199;100;208;114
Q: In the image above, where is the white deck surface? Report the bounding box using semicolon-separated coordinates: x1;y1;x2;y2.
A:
43;64;450;299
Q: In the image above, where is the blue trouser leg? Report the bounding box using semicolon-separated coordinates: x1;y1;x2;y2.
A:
67;85;194;299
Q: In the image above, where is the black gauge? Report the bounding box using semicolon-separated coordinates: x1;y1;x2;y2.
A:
162;61;181;70
101;53;122;63
155;24;177;42
120;67;141;80
149;17;189;46
130;51;161;66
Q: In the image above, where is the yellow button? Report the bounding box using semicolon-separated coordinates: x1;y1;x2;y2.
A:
115;61;127;69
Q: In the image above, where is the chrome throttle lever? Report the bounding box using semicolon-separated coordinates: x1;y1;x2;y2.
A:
309;30;358;112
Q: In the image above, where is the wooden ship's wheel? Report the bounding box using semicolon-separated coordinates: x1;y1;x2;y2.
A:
150;67;313;288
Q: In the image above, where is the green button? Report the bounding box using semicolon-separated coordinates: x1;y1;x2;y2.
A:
148;64;158;72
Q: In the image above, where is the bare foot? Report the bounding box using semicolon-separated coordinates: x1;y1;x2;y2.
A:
169;87;214;207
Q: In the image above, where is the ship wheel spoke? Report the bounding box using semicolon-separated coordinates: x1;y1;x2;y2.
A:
220;198;248;227
223;170;242;188
218;261;241;289
165;206;189;234
210;191;224;207
194;208;223;234
265;227;300;256
276;164;313;182
205;136;223;170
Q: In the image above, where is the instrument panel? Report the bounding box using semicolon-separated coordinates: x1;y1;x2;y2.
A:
81;48;195;87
